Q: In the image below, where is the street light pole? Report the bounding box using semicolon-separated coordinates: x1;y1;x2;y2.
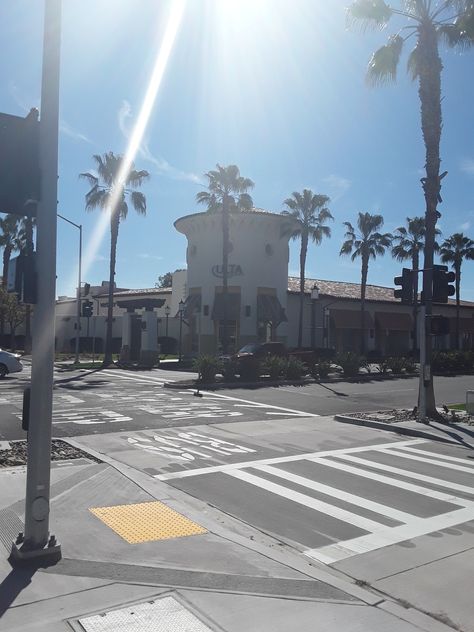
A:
12;0;62;564
58;214;82;365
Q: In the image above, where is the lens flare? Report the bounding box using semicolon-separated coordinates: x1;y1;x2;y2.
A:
80;0;185;284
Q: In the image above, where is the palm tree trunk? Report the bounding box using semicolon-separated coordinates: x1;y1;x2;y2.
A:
412;251;419;354
103;213;120;366
455;262;461;350
24;218;34;354
221;196;229;355
298;232;308;348
1;245;12;337
418;22;443;418
360;255;368;355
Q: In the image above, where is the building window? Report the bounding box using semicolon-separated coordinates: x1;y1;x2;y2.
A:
265;243;273;256
245;305;251;317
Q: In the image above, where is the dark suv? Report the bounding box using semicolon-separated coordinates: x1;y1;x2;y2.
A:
234;342;287;361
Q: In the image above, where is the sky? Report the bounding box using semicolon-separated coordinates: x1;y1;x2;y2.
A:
1;0;473;299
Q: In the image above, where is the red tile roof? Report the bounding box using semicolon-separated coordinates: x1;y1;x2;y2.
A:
288;276;474;307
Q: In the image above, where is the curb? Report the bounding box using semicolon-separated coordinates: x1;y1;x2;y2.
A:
334;414;459;444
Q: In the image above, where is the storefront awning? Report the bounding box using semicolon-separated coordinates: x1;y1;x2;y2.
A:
211;293;241;321
184;294;201;318
375;312;412;331
257;294;287;325
330;309;373;329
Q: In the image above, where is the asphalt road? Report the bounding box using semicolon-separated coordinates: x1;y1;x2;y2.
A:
0;365;473;440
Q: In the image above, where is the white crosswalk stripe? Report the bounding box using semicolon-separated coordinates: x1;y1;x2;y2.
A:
162;438;474;565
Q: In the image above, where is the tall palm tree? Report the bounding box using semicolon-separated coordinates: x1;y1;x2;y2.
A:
340;212;392;354
439;233;474;349
392;216;440;351
0;214;21;288
281;189;333;348
18;217;36;353
196;164;254;354
80;152;149;366
347;0;474;415
0;215;21;338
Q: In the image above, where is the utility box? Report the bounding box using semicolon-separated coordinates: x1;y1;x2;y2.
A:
466;391;474;415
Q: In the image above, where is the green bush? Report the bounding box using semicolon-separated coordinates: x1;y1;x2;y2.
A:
403;357;417;374
285;357;306;380
432;351;474;374
313;359;331;379
193;355;220;383
221;358;238;382
336;352;363;377
238;357;260;381
261;355;287;380
386;356;406;374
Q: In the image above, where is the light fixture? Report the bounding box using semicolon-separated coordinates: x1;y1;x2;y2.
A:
164;304;171;316
178;299;185;314
311;285;319;300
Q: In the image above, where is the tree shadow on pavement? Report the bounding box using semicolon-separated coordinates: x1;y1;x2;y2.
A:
315;382;348;397
0;564;36;618
429;422;474;450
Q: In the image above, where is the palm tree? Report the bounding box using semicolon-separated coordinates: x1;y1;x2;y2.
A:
196;164;254;354
347;0;474;415
80;152;149;366
392;216;440;351
439;233;474;349
281;189;333;348
0;215;21;338
0;214;21;288
340;212;392;354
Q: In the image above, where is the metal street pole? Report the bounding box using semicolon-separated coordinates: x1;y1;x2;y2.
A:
58;214;82;364
11;0;62;564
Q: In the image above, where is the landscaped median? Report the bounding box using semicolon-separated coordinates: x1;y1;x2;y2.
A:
0;440;101;468
334;406;474;442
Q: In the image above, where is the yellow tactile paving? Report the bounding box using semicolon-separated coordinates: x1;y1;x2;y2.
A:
89;501;207;544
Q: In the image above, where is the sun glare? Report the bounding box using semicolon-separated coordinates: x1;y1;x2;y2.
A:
79;0;186;285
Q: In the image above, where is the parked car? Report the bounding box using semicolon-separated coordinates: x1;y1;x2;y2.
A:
0;350;23;378
234;342;288;362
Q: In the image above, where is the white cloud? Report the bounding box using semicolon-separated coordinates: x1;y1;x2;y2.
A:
137;253;163;260
461;159;474;175
321;174;351;201
118;100;202;184
59;120;93;144
460;221;471;231
93;254;108;262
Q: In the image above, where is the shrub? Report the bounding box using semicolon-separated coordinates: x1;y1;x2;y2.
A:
336;352;363;377
432;350;474;374
221;358;238;382
403;357;417;374
238;357;260;381
261;355;286;380
386;356;406;374
285;357;306;380
376;358;390;374
193;355;220;383
312;359;331;379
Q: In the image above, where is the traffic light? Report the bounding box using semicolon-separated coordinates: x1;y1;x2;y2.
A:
431;315;450;336
432;264;456;303
82;300;93;317
394;268;414;304
0;108;40;216
82;283;90;296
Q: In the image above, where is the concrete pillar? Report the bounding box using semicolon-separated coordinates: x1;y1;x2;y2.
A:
140;309;158;367
120;310;133;362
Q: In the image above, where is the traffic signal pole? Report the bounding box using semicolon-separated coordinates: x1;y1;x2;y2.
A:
11;0;62;564
58;214;82;365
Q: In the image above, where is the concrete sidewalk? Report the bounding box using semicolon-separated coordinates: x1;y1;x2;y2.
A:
0;446;459;632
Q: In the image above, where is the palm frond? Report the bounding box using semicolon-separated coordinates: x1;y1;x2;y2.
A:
346;0;393;31
130;191;147;215
85;188;109;212
407;42;421;80
127;169;150;187
367;35;404;86
79;172;99;188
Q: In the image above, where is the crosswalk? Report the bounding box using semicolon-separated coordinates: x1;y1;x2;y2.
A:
158;438;474;565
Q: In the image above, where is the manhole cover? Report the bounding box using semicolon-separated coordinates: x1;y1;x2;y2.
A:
78;595;213;632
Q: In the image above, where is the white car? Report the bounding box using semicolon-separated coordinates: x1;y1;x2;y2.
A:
0;350;23;378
